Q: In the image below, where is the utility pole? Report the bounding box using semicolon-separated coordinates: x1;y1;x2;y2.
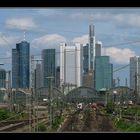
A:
46;76;54;129
135;72;138;104
30;88;36;132
8;71;13;112
62;83;65;115
32;59;42;132
5;70;13;112
113;79;116;88
31;58;42;132
125;78;127;87
117;77;120;87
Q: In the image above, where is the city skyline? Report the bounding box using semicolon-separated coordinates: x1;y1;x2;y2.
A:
0;8;140;85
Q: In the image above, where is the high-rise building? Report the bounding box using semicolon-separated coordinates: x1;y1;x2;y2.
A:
89;23;95;71
0;69;6;88
12;41;30;88
60;43;83;87
12;49;19;88
95;41;102;56
82;70;94;88
83;44;89;74
95;56;113;91
35;63;43;89
130;56;140;97
42;49;56;88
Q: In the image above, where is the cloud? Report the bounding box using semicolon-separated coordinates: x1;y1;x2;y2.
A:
5;17;37;30
71;12;140;28
114;14;140;27
31;34;66;49
70;12;112;21
102;47;136;64
5;51;11;57
72;34;88;45
36;9;63;16
0;33;20;46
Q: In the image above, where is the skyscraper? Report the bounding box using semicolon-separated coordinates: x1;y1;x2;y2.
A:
42;49;56;88
89;23;95;71
95;56;113;91
35;63;43;89
0;69;6;88
60;43;83;87
12;41;30;88
83;44;89;74
130;56;140;97
95;41;102;56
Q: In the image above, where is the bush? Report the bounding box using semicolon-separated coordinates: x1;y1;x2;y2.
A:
115;119;130;130
52;115;64;129
0;109;11;120
37;123;47;132
115;119;140;132
0;108;28;121
106;102;115;114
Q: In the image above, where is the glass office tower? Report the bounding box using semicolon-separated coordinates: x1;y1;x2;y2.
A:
42;49;56;88
12;41;30;88
95;56;113;91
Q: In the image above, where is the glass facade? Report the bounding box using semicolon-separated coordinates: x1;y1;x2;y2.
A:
12;41;30;88
89;24;95;71
42;49;56;88
83;44;89;74
95;42;102;56
95;56;113;91
0;69;6;88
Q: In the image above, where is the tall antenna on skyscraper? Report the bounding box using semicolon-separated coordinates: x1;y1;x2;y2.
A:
23;30;26;41
89;15;94;24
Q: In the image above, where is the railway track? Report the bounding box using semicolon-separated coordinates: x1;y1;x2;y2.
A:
59;106;116;132
0;117;46;132
59;109;83;132
82;108;98;132
0;120;29;131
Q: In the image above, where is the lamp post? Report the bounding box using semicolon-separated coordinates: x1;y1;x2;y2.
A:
42;98;48;129
113;90;117;104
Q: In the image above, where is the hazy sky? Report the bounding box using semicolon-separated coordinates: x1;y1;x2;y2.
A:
0;8;140;86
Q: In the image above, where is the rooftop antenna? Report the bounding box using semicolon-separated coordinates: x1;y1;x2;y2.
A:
23;30;26;41
89;15;94;24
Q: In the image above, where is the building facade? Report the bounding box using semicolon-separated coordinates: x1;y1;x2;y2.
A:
82;70;94;88
89;24;95;71
95;56;113;91
42;49;56;88
12;41;30;88
83;44;89;74
60;43;83;87
95;41;102;56
130;56;140;97
35;63;43;89
0;69;6;88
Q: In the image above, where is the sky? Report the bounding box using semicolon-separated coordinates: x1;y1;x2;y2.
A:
0;8;140;86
